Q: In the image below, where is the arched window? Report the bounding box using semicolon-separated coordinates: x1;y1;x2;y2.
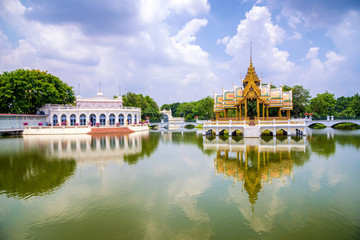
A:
61;115;67;125
109;114;115;126
134;115;137;124
100;114;106;126
90;114;96;126
53;115;58;126
127;114;132;125
70;114;76;126
80;114;86;125
118;114;124;126
39;111;45;115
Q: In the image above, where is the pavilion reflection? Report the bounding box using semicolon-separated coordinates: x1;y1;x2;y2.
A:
204;136;308;208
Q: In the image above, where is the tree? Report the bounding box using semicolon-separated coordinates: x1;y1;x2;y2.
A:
122;92;161;121
291;85;311;118
0;69;75;114
160;104;170;111
171;96;214;121
335;96;353;113
310;91;336;117
350;93;360;117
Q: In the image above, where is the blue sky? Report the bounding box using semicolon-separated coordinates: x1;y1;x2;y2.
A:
1;0;359;105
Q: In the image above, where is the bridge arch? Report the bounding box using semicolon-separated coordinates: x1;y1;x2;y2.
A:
231;129;243;136
205;129;215;135
161;113;169;123
276;128;288;135
330;121;360;128
261;128;273;136
308;123;326;128
218;128;229;135
184;124;195;129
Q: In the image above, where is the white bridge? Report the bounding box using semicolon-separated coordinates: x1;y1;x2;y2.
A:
305;118;360;127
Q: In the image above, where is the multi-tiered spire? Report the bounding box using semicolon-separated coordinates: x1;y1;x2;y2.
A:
243;42;260;85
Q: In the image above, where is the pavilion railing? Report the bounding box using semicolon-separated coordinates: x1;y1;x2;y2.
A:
203;119;305;126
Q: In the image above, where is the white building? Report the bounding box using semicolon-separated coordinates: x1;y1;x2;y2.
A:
38;90;141;126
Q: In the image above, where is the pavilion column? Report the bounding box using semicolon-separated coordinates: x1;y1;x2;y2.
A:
239;103;242;120
287;110;290;119
256;99;259;120
224;109;228;119
262;104;265;120
236;106;239;120
245;99;248;119
216;112;220;120
266;106;269;118
278;108;281;118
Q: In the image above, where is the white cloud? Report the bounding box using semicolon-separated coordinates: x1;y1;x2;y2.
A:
218;6;294;86
216;35;230;45
169;0;210;16
172;18;208;45
289;31;302;40
299;47;345;91
306;47;319;60
0;0;216;104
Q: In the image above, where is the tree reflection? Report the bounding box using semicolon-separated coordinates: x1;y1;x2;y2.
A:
308;134;336;157
0;150;76;199
160;131;216;156
123;133;161;165
334;134;360;149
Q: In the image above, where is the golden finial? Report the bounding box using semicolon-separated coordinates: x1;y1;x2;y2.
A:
250;41;252;65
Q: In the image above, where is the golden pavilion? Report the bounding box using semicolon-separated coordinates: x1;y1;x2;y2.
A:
213;51;293;120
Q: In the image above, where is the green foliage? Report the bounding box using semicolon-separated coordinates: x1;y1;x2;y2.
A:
291;85;311;118
282;85;310;118
162;96;214;121
0;69;76;114
350;94;360;116
310;91;336;117
122;92;161;121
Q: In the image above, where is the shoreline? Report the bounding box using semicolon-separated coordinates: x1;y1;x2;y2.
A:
22;125;149;135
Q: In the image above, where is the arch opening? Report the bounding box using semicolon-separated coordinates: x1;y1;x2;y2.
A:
53;115;58;126
70;114;76;126
109;114;115;126
89;114;96;126
261;129;273;136
127;114;132;125
118;114;124;126
80;114;86;125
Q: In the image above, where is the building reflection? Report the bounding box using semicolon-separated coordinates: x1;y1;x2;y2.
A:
22;131;152;169
204;136;308;209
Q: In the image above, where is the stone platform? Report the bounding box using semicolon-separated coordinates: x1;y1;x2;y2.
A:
243;126;261;138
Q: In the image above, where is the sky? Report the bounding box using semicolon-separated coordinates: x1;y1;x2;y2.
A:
1;0;359;105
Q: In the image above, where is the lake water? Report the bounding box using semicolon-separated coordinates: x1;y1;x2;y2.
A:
0;129;359;239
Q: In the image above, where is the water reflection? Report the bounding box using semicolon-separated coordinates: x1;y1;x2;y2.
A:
22;131;157;166
204;136;310;208
307;128;360;157
0;149;76;199
0;132;159;200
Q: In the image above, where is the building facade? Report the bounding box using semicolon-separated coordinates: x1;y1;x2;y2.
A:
38;90;141;126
